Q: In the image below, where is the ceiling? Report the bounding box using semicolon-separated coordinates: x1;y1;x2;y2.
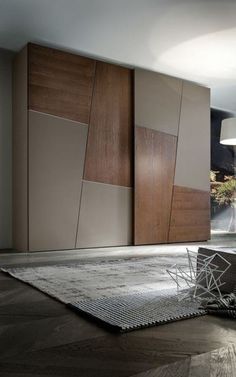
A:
1;0;236;112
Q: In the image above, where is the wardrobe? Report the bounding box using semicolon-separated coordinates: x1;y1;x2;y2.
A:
13;43;210;252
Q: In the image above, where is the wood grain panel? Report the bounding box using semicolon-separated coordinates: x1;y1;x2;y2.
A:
134;127;177;245
84;61;133;187
29;111;88;251
12;46;28;252
28;43;96;123
168;185;210;242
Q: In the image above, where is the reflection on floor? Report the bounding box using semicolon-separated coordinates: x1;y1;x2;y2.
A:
1;233;236;267
0;236;236;376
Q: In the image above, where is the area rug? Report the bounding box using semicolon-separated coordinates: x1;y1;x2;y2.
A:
68;289;206;332
1;254;206;331
1;254;188;302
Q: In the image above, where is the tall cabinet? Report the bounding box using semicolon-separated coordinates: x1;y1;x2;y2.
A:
13;43;210;252
13;44;133;252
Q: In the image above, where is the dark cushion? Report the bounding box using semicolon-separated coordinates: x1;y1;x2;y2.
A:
197;247;236;294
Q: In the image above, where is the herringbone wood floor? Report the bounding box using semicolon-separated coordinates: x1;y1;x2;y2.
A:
0;270;236;377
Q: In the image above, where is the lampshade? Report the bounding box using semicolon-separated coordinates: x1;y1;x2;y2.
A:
220;118;236;145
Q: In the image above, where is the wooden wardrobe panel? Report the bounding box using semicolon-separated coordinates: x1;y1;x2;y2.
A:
77;181;132;248
12;47;28;252
169;185;210;242
170;185;210;210
28;43;96;124
134;127;177;245
84;61;133;187
29;111;88;251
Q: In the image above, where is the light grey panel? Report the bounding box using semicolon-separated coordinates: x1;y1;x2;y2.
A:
174;82;210;192
29;111;88;251
135;69;182;136
77;181;132;248
12;46;28;252
0;49;14;249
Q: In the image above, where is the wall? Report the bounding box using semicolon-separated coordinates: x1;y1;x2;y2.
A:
0;49;13;249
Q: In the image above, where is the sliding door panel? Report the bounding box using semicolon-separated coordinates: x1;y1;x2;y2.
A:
135;69;182;136
29;111;87;251
84;61;133;187
28;43;96;124
169;186;210;242
134;127;177;245
77;180;132;248
174;82;210;191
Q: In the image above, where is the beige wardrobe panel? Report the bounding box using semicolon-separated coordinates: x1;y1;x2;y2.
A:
174;82;210;191
12;47;28;251
29;111;88;251
135;69;182;136
76;181;132;248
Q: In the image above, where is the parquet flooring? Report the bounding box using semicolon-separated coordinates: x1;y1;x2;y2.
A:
0;242;236;376
1;272;236;376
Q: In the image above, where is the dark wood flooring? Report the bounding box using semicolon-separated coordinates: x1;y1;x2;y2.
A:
0;271;236;376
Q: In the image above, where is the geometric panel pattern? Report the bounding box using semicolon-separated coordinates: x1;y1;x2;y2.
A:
134;127;177;245
28;43;96;124
134;70;210;245
76;180;133;248
27;46;134;251
84;61;133;187
13;43;211;251
168;186;210;243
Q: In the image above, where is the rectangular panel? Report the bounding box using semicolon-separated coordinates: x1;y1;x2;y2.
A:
0;50;13;249
134;127;177;245
12;46;28;252
174;82;210;191
28;43;96;124
84;61;133;187
29;111;87;251
76;181;132;248
135;69;182;136
168;185;210;242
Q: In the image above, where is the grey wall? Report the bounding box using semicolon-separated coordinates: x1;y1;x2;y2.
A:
0;49;13;249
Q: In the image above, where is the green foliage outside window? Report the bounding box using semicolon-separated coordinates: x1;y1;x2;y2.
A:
212;176;236;207
211;173;236;232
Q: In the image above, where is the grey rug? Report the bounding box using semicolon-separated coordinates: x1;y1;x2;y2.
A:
68;289;206;332
1;255;188;302
1;254;206;331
